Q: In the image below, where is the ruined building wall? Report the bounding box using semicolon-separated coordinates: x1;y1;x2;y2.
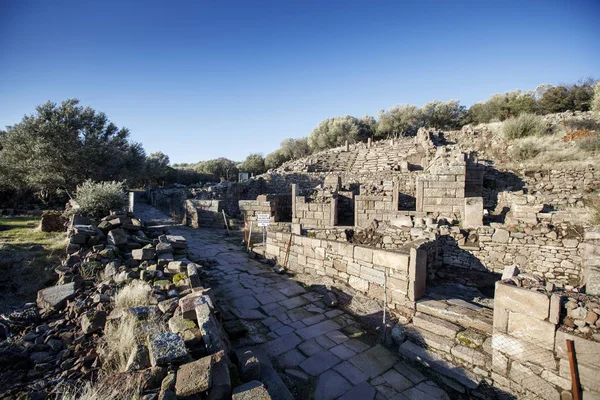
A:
263;232;428;318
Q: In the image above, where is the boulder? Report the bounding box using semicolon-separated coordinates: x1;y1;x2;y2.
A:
37;282;77;310
81;310;107;334
147;332;188;366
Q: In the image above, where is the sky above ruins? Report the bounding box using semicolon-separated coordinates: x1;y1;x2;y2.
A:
0;0;599;164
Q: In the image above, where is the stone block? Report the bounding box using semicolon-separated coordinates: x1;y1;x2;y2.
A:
495;282;550;320
359;266;385;285
463;197;483;228
510;361;560;400
549;294;562;325
147;332;188;366
107;228;127;245
412;313;461;338
555;331;600;368
232;380;272;400
354;246;373;263
349;276;368;292
492;229;510;243
408;247;426;301
372;249;409;272
491;333;556;370
507;311;555;350
175;355;213;396
37;282;77;310
132;247;156;260
207;350;231;400
559;358;600;392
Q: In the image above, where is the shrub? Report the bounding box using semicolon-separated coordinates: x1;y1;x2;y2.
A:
565;118;600;132
503;113;550;139
510;142;541;161
66;180;126;219
114;280;153;310
577;134;600;153
592;82;600;113
58;380;141;400
587;196;600;226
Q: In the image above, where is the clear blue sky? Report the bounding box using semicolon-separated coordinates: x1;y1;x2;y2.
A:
1;0;598;164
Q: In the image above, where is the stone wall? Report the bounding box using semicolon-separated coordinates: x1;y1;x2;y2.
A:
492;282;600;399
292;196;337;228
238;200;278;222
263;232;428;318
183;199;224;228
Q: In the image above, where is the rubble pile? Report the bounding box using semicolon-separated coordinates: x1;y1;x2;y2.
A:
0;210;269;399
561;293;600;340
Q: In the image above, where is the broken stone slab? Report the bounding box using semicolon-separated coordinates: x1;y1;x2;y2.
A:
166;235;187;249
165;261;186;274
501;265;520;280
196;302;227;354
107;228;128;246
157;253;174;267
236;349;261;381
147;332;188;366
80;310;107;334
412;313;461;338
126;344;151;371
37;282;77;310
132;247;156;260
232;380;272;400
187;263;201;288
180;291;213;320
175;354;213;397
207;350;231;400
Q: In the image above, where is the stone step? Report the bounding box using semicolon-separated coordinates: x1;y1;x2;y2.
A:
399;341;479;390
405;325;455;353
416;299;493;334
412;313;462;338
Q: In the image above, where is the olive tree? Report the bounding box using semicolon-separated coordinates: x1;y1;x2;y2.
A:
308;115;374;151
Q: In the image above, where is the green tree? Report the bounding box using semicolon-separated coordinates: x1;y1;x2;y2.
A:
239;153;266;176
195;157;238;181
376;105;423;138
0;99;145;200
421;100;466;129
308;115;374;151
145;152;171;185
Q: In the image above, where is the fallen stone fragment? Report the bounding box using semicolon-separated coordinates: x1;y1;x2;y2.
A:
237;349;261;381
37;282;77;310
207;350;231;400
323;291;338;307
126;344;151;371
132;247;156;260
80;310;107;334
175;354;214;397
147;332;188;366
232;380;272;400
107;228;128;245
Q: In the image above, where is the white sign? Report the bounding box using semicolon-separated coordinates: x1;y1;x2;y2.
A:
257;213;271;227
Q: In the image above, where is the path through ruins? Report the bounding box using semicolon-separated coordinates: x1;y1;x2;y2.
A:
135;201;450;400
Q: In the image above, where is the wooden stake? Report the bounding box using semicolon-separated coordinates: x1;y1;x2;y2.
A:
567;339;581;400
282;233;293;269
247;222;253;252
222;210;230;235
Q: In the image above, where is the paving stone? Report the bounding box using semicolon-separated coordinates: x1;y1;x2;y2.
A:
261;303;287;316
382;369;413;392
299;350;342;376
298;339;323;356
297;320;342;340
289;321;306;330
262;317;278;327
302;314;326;326
398;381;450;400
285;368;310;384
265;333;303;357
232;295;261;309
280;283;306;297
232;308;266;320
326;330;349;344
287;308;313;321
232;380;272;400
315;334;337;349
343;339;371;354
280;349;307;368
330;343;357;360
325;309;344;318
349;345;397;379
268;290;288;301
333;361;368;385
255;292;278;305
338;382;376;400
374;383;398;398
393;361;426;384
314;370;352;400
275;325;295;336
279;296;310;310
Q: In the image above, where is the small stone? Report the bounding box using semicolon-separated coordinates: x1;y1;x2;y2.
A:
584;311;598;325
126;344;151;371
80;310;107;334
323;291;338;307
501;265;520;280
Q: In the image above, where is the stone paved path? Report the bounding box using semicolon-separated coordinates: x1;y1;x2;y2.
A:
136;202;450;400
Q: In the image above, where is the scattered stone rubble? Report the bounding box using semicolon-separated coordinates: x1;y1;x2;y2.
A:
0;210;280;400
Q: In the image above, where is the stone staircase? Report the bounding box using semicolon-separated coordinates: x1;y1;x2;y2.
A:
398;296;494;393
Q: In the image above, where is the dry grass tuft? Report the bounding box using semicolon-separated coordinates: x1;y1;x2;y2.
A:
588;196;600;226
57;379;141;400
114;280;153;310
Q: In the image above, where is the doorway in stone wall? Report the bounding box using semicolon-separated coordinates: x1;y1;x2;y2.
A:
337;191;355;226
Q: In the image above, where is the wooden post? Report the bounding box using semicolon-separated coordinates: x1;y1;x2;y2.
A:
247;222;253;251
282;233;293;269
566;339;581;400
222;210;230;235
